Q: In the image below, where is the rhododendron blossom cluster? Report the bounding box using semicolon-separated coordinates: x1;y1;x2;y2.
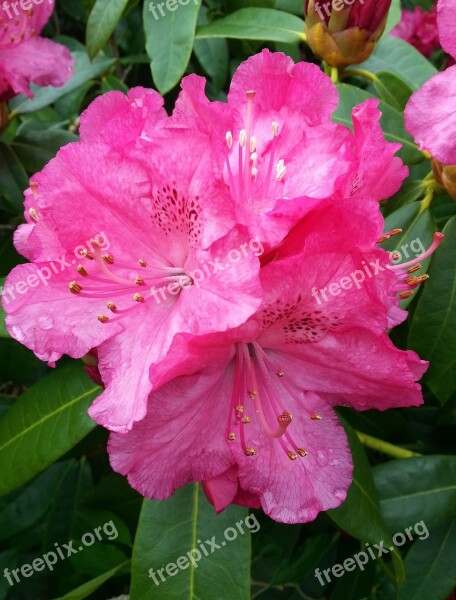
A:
3;50;443;523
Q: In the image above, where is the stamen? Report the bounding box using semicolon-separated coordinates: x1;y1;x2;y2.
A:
242;416;251;424
28;207;39;223
287;451;298;461
77;265;88;277
79;249;94;260
311;414;323;421
239;129;246;148
276;371;284;378
228;433;236;441
225;131;233;149
133;294;145;303
407;264;421;274
103;253;115;265
107;302;117;312
69;281;82;295
297;448;309;457
405;274;429;286
272;121;279;137
399;291;413;299
389;233;444;271
250;136;257;153
139;259;147;268
378;228;403;243
276;159;286;181
97;315;109;323
245;448;256;456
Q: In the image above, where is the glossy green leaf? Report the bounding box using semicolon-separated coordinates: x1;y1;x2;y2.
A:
373;455;456;532
398;522;456;600
0;143;28;213
86;0;129;59
143;0;201;95
382;180;427;217
352;36;437;90
0;278;8;338
11;121;78;174
373;72;413;112
384;0;401;34
194;8;228;89
328;419;405;583
53;560;130;600
409;217;456;403
382;203;435;307
333;83;422;165
130;484;251;599
0;362;100;496
9;52;116;115
196;8;305;43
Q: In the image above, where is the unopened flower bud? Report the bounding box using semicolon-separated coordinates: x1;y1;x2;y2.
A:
304;0;393;68
432;159;456;201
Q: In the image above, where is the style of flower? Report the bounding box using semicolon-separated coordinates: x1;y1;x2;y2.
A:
0;0;73;100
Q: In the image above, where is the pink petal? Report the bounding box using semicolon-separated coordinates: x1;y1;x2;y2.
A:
438;0;456;60
405;66;456;164
231;391;353;523
202;466;261;513
108;360;235;499
0;37;73;98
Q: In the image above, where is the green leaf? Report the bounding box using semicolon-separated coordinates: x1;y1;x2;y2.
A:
52;560;130;600
352;36;437;91
333;83;422;165
374;455;456;532
194;8;228;89
0;143;28;213
0;461;73;542
409;217;456;403
196;8;305;43
398;522;456;600
11;121;78;174
382;180;427;217
0;362;100;496
384;0;401;34
130;484;251;599
328;419;405;583
86;0;129;59
373;72;413;112
143;0;201;95
382;203;435;307
9;52;116;115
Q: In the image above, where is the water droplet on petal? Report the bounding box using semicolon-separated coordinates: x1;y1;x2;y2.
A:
330;459;339;466
317;450;328;466
38;316;53;330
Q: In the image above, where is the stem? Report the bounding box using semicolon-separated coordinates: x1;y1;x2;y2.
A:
342;68;379;83
419;188;434;214
330;66;339;83
356;432;422;459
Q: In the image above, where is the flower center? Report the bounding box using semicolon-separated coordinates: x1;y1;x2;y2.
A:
68;236;190;323
0;8;34;49
226;342;318;461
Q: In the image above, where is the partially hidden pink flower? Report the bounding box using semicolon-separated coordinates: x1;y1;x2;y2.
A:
390;6;439;58
405;0;456;166
0;0;73;100
173;50;407;248
108;197;434;523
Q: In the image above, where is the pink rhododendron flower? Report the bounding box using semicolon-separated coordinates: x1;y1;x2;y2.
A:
0;0;73;100
390;6;439;58
173;50;407;247
3;133;262;433
405;0;456;165
108;197;435;523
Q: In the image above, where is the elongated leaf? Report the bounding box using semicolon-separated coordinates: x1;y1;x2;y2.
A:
333;83;422;165
53;560;129;600
384;0;401;34
374;455;456;532
382;180;426;217
398;522;456;600
373;72;413;112
328;419;405;583
352;36;437;90
0;278;9;338
10;52;116;115
0;362;100;496
143;0;201;95
86;0;129;59
196;8;305;43
409;217;456;403
130;484;251;600
0;143;28;214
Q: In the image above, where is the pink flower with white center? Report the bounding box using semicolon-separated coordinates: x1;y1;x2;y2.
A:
405;0;456;166
391;6;439;58
173;51;407;247
0;0;73;100
3;133;262;433
108;197;435;523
